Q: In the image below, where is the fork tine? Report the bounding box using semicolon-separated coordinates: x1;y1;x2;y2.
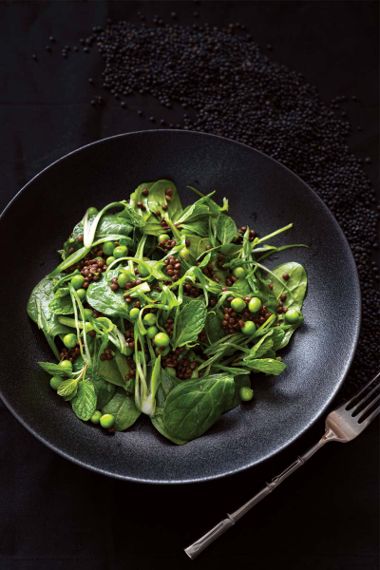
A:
351;381;380;416
361;404;380;428
345;370;380;410
357;393;380;422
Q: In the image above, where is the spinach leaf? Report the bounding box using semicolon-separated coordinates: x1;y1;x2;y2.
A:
98;357;126;388
130;180;183;219
71;380;97;421
119;204;145;228
161;373;235;442
245;358;286;376
86;277;130;318
180;219;209;237
229;278;252;296
143;219;166;236
188;235;211;258
49;288;74;315
151;413;188;445
91;374;116;408
154;368;181;408
215;215;237;244
173;298;207;347
96;215;133;239
27;276;71;337
102;391;141;431
149;179;183;219
205;311;224;344
151;370;187;444
219;243;241;257
272;262;307;307
176;200;210;224
38;361;70;377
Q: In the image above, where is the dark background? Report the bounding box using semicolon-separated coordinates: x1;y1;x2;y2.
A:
0;2;378;569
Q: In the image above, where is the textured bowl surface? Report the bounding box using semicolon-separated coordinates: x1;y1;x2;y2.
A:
0;130;360;483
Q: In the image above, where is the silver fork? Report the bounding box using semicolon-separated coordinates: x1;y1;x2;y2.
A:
185;371;380;560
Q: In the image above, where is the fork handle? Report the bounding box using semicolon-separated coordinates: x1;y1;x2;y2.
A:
185;431;333;560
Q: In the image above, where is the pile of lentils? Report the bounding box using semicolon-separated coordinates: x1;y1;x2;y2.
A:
40;18;379;397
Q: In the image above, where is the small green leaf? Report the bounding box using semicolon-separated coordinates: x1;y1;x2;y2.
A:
246;358;286;376
86;276;129;318
205;311;224;344
95;214;133;239
49;288;74;315
27;276;71;338
272;262;307;307
173;299;207;347
244;335;274;360
102;391;141;431
98;357;126;388
57;378;79;399
71;380;97;421
91;374;116;408
215;215;237;244
38;361;70;377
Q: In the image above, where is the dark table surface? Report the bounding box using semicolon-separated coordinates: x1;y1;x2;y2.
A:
0;2;378;569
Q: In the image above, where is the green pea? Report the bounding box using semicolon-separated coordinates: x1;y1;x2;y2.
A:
87;206;98;217
99;414;115;429
83;308;93;320
50;376;63;390
90;410;102;424
166;367;177;377
240;386;254;402
102;241;115;256
138;264;150;277
70;274;85;290
129;307;140;320
231;297;246;313
106;256;115;265
119;238;129;247
63;333;78;349
147;326;158;339
248;297;262;314
153;332;170;347
179;247;191;260
58;359;72;374
158;233;170;243
125;346;133;357
241;321;256;335
76;288;86;301
117;271;130;288
285;308;303;325
233;266;246;279
113;245;128;258
143;313;157;326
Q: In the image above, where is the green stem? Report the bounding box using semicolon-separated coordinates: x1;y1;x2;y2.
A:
255;223;293;245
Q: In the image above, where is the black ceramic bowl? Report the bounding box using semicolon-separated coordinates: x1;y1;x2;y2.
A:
0;130;360;483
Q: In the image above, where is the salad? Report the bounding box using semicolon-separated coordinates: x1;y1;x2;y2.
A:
27;179;307;444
